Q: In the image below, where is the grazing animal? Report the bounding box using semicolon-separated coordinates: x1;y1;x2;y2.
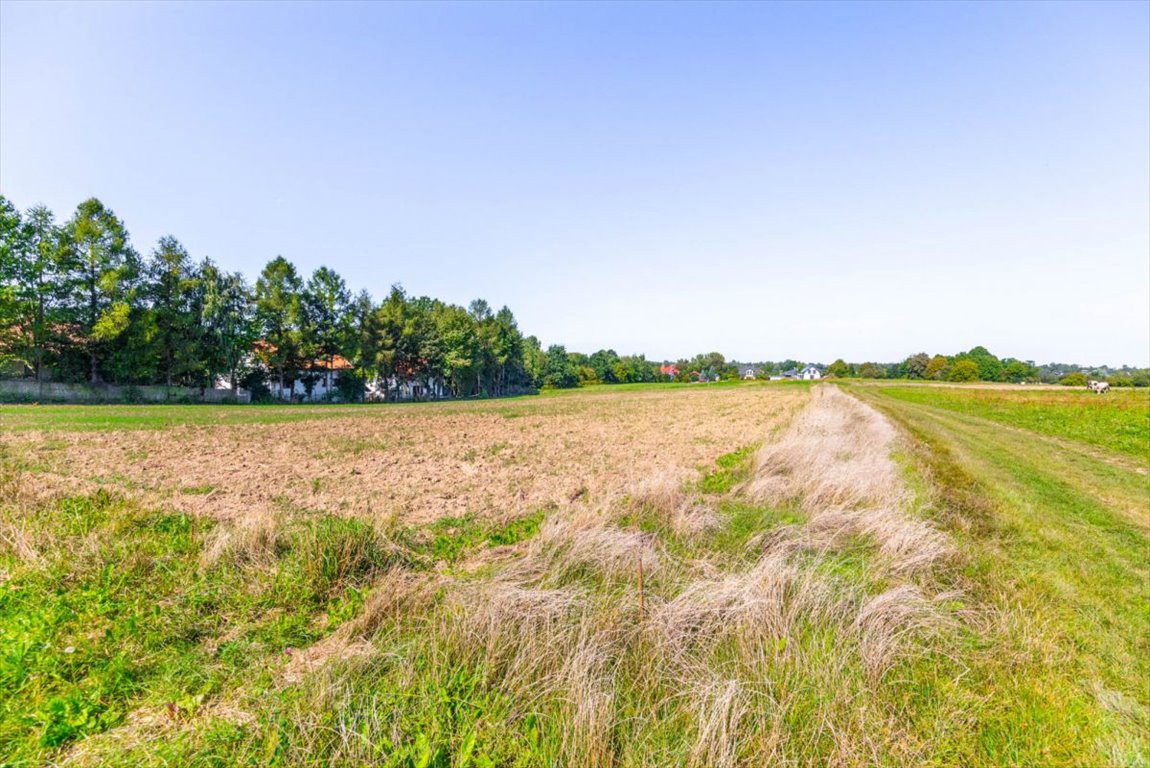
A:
1087;379;1111;394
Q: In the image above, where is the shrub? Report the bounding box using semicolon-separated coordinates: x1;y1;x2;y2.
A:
1060;372;1087;387
946;360;980;382
334;371;365;402
241;369;272;403
294;517;403;599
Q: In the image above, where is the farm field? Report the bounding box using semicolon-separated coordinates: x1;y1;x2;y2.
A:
1;382;1147;767
874;384;1150;461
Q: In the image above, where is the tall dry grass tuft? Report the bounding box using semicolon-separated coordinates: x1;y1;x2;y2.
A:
654;538;843;660
342;568;440;640
0;517;44;567
0;462;46;568
853;584;958;682
510;508;661;585
559;626;618;768
687;678;748;768
748;385;904;511
803;506;950;576
454;581;585;691
200;509;284;569
748;385;952;575
629;472;721;534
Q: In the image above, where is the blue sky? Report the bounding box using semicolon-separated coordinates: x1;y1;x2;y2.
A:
2;1;1147;365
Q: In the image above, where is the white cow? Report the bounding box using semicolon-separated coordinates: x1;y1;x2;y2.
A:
1087;379;1111;394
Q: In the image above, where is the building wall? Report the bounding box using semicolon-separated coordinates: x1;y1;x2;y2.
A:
0;380;251;404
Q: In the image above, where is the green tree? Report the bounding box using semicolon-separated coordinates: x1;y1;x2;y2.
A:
826;359;850;378
489;306;527;395
146;236;202;386
1002;359;1037;384
58;198;139;383
302;266;353;395
254;256;304;397
900;352;930;379
201;261;254;392
963;346;1003;381
858;362;884;379
588;349;620;384
20;206;64;381
522;335;546;387
925;354;949;380
947;359;980;382
543;344;578;388
436;302;482;397
0;196;26;370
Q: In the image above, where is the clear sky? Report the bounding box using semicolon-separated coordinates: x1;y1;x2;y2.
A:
2;1;1147;365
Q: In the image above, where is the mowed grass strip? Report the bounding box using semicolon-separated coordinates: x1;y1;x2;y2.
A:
876;385;1150;461
858;387;1150;766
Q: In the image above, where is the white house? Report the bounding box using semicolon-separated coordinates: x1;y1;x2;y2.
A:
777;364;823;381
737;365;759;380
365;374;448;402
265;354;355;402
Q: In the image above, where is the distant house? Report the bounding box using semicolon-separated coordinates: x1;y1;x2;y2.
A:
778;365;823;381
737;365;759;380
365;360;449;402
246;341;358;401
659;364;679;380
302;354;355;399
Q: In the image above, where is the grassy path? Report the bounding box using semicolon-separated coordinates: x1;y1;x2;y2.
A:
856;387;1150;766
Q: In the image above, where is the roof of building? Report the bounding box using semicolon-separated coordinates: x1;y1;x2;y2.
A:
307;354;354;371
252;341;354;371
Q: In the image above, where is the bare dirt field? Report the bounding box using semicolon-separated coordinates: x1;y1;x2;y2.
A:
2;384;808;527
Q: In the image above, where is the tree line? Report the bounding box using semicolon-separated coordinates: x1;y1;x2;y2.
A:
824;347;1149;387
3;196;1145;399
0;195;576;399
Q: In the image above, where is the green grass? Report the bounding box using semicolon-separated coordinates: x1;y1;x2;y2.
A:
855;386;1150;766
875;385;1150;461
3;383;1147;766
420;508;549;566
0;481;413;766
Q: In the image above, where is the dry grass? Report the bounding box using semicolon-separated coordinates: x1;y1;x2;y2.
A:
749;385;951;575
511;507;663;585
653;539;837;656
687;678;748;768
629;471;722;534
199;507;284;568
853;584;958;682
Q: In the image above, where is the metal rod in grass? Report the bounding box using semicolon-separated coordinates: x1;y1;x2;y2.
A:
637;557;645;623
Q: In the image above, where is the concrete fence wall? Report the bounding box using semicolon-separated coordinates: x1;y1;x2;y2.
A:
0;379;251;404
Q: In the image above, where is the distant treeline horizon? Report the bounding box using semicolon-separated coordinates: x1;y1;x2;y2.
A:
2;195;1147;400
